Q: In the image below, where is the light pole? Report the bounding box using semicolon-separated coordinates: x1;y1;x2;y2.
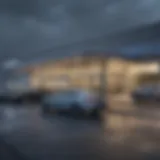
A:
99;55;108;110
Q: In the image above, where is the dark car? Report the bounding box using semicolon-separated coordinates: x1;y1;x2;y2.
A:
132;85;156;103
41;89;105;117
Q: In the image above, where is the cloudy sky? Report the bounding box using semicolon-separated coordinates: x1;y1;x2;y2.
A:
1;0;160;65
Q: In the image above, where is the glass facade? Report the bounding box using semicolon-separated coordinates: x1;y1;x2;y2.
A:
6;73;31;92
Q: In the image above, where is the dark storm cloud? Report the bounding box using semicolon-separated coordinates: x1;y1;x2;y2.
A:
0;0;160;64
0;0;51;17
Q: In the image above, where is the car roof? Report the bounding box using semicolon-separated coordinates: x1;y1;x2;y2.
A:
45;89;91;96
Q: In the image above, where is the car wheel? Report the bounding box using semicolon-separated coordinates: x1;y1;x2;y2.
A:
42;104;50;113
13;98;23;105
90;108;101;117
70;103;84;116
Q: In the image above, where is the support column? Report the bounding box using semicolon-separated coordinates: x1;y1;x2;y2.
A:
99;57;108;109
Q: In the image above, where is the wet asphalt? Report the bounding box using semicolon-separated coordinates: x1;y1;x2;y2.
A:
0;104;160;160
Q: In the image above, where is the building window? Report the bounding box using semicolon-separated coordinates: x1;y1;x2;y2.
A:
56;75;69;82
49;75;70;86
90;74;100;82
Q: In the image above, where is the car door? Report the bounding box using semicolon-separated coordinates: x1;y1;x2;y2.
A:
49;93;64;109
58;92;70;109
76;91;96;111
61;91;76;109
142;86;155;100
53;92;73;109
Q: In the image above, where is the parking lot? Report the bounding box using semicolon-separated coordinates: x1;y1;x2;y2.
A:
0;104;160;160
0;104;107;160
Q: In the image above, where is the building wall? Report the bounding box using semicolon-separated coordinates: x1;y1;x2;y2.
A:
30;57;104;91
106;58;128;93
106;58;160;93
124;61;159;92
22;56;160;93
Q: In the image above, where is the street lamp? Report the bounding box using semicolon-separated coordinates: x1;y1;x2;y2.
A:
99;54;108;110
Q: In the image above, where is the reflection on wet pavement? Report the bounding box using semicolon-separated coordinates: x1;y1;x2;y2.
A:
0;105;160;160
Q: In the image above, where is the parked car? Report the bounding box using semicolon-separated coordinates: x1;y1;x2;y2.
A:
132;84;158;103
41;89;105;116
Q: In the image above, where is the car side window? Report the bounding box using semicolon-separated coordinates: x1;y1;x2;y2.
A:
77;91;90;101
65;91;76;101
